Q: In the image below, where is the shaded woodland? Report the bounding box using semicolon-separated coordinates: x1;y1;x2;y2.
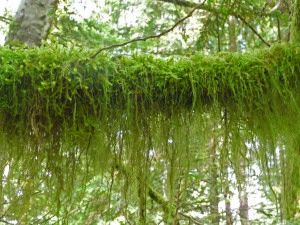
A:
0;0;300;224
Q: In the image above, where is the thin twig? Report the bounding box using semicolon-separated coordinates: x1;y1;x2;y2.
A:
236;14;271;47
159;0;198;8
277;17;281;41
179;212;203;225
261;0;274;13
269;0;282;13
0;16;11;24
90;0;207;58
0;219;14;225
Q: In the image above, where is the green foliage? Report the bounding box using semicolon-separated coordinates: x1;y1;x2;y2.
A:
0;43;299;133
1;43;300;224
2;0;300;223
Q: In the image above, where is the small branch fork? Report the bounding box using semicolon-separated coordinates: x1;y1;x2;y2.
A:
90;0;207;58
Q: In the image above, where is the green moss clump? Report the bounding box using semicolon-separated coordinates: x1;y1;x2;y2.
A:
0;43;299;134
1;43;300;223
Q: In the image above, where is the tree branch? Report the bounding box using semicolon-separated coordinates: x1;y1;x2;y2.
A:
159;0;279;16
235;15;271;47
178;212;203;225
261;0;274;13
261;0;283;14
268;0;282;13
148;186;203;225
0;16;11;24
0;219;14;225
115;163;203;224
158;0;198;8
90;0;207;58
159;0;271;48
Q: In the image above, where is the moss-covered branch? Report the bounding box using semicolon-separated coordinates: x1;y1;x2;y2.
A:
1;43;300;223
0;43;300;133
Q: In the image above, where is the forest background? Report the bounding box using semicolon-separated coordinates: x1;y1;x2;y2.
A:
0;0;300;224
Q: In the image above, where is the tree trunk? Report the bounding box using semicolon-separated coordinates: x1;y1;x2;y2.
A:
224;169;233;225
209;138;220;225
280;143;300;221
228;16;237;52
238;160;249;225
290;0;300;43
5;0;58;46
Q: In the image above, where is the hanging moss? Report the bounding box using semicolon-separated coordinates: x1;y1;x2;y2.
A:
0;43;300;224
0;43;299;134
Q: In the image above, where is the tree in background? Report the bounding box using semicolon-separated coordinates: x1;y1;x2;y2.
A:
1;0;300;224
2;0;292;51
5;0;59;46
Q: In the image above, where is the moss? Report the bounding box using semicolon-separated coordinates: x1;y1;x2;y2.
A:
290;0;300;44
4;40;26;47
1;43;300;223
0;43;299;134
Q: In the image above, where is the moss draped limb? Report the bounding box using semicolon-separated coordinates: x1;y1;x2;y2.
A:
0;43;300;134
1;43;300;223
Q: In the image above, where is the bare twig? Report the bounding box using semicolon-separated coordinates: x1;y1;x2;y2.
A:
90;0;207;58
235;15;271;47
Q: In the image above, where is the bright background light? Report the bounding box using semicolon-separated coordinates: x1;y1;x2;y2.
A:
0;0;21;45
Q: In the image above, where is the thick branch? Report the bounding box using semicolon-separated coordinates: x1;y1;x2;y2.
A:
90;0;207;58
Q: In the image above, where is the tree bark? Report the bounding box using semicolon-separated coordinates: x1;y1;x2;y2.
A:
228;16;237;52
290;0;300;43
224;184;233;225
238;160;249;225
209;138;220;225
5;0;59;46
